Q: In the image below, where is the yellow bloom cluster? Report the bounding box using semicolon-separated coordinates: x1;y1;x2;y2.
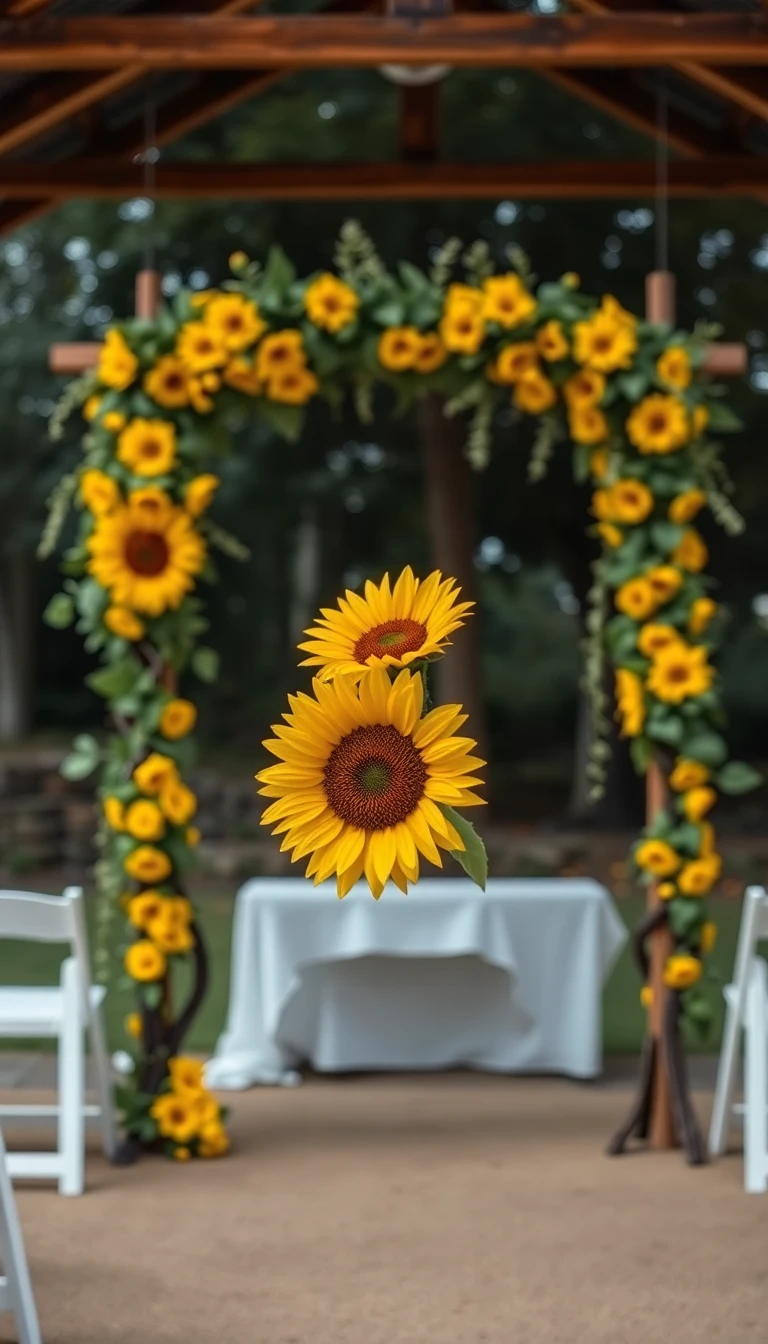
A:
149;1058;229;1160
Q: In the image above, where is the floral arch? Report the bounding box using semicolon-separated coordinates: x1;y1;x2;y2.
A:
43;222;756;1160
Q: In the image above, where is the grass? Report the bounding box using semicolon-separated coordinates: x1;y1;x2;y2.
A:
0;892;750;1056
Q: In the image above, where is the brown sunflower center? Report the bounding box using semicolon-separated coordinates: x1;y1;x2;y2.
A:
323;723;427;829
139;438;162;459
353;618;427;664
648;414;669;434
164;372;184;390
124;529;170;577
593;334;614;353
323;295;340;311
665;663;690;684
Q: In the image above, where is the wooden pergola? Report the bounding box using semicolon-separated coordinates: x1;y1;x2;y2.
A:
4;0;763;1162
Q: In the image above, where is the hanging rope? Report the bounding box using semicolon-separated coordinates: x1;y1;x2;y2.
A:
142;95;157;275
655;74;669;274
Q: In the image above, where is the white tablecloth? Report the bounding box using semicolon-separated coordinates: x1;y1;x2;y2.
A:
206;878;626;1089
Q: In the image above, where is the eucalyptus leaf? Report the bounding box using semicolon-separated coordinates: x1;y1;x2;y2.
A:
192;646;220;684
43;593;75;629
439;805;487;891
716;761;763;795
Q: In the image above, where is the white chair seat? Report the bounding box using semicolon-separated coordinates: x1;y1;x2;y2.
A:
0;984;106;1037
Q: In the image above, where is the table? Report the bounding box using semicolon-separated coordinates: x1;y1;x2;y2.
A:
205;878;627;1089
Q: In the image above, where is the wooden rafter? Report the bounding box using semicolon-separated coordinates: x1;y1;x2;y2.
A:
399;84;440;163
540;68;719;159
570;0;768;126
1;156;766;200
0;14;768;72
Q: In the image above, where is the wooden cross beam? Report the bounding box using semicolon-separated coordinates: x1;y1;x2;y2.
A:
3;13;768;73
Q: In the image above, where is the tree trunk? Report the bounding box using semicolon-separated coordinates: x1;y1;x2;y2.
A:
419;395;488;770
0;551;34;743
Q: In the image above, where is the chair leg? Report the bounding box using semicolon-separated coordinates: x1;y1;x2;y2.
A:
744;958;768;1194
0;1131;42;1344
58;958;85;1197
89;993;116;1159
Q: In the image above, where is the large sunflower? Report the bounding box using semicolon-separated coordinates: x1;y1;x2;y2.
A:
87;488;206;616
258;668;485;898
298;567;473;681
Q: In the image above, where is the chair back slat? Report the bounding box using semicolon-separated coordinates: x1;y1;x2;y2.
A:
0;889;81;945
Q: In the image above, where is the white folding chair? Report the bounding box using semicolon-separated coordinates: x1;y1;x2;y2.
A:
0;1127;41;1344
709;885;768;1191
0;887;115;1196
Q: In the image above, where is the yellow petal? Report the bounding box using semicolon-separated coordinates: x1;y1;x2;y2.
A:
337;855;365;898
406;807;443;867
370;827;397;886
335;826;366;873
392;565;416;619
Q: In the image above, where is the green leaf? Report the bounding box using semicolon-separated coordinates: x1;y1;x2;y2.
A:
667;822;703;856
667;899;703;939
681;728;728;768
645;710;683;747
60;733;101;781
192;646;219;684
439;805;487;891
74;576;109;625
142;984;163;1011
706;401;743;433
256;398;304;442
650;521;685;554
86;657;142;701
716;761;763;795
372;300;405;327
43;593;75;629
618;370;650;402
629;736;654;774
262;245;296;297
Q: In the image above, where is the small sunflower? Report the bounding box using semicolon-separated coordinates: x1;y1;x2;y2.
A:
614;668;645;738
439;303;486;356
688;597;717;636
80;469;121;517
692;405;709;437
255;330;305;381
573;311;637;373
482;274;536;330
205;293;265;351
124;799;166;843
637;624;683;658
298;567;472;681
377;327;421;372
590;447;610;481
615;577;658;622
87;489;206;617
669;759;709;792
184;473;219;519
489;342;538;385
678;854;721;897
266;367;319;405
124;939;166;982
103;796;126;831
304;273;359;333
626;394;689;455
672;528;708;573
635;839;680;877
568;404;608;446
150;1093;199;1144
144;356;190;409
608;479;654;525
563;369;606;406
176;321;228;374
128;891;165;929
258;668;485;899
134;752;178;796
159;780;198;827
597;522;623;548
513;370;557;414
645;565;683;605
223;356;261;396
656;346;691;391
98;329;138;391
663;955;702;990
169;1057;205;1094
413;332;448;374
646;643;714;704
124;845;173;885
668;490;706;526
117;418;177;478
159;698;197;740
535;320;569;362
683;786;717;822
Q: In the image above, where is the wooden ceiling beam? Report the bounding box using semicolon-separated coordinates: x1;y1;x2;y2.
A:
541;67;717;158
399;83;440;162
0;14;768;72
1;156;765;200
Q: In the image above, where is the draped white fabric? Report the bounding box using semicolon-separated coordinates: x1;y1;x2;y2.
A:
206;878;626;1089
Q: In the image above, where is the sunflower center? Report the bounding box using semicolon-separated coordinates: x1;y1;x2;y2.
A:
140;438;162;458
125;529;170;577
593;334;614;352
666;664;690;684
354;618;427;664
324;723;427;830
648;414;668;434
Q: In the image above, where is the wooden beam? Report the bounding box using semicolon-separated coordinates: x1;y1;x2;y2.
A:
1;14;768;72
399;83;440;162
1;156;766;199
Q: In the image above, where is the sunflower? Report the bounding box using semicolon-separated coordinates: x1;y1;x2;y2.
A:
692;405;709;437
490;342;538;385
414;333;448;374
304;273;359;333
513;370;557;414
184;473;220;519
626;394;689;454
568;405;608;446
298;567;472;681
103;796;126;831
198;1121;230;1158
563;369;606;406
125;1013;142;1039
678;854;722;896
147;913;194;955
656;346;691;391
688;596;717;636
663;955;702;990
591;489;613;521
160;780;198;827
683;786;717;822
103;411;126;433
669;489;706;524
266;367;319;405
124;800;166;843
255;330;305;381
573;311;637;372
124;939;166;982
669;759;709;792
615;577;658;622
87;490;206;617
700;921;718;955
98;329;138;391
635;839;680;877
646;643;714;704
608;479;654;525
187;378;215;414
590;447;610;481
117;418;177;478
176;321;228;374
614;668;645;737
205;293;265;351
159;698;197;740
124;845;173;885
150;1093;199;1145
134;753;178;796
223;356;261;396
439;303;486;356
482;274;536;330
377;327;421;372
645;566;683;605
169;1057;205;1094
535;320;569;362
259;668;485;899
80;469;121;517
144;356;190;409
128;891;165;929
598;522;623;548
637;624;683;658
83;396;101;422
672;528;708;573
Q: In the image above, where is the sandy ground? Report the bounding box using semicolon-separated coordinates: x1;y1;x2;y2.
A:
0;1073;761;1344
